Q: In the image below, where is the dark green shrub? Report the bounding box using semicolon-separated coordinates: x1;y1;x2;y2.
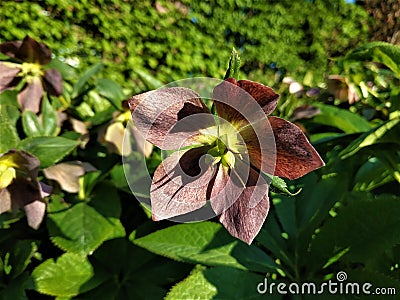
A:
0;0;370;88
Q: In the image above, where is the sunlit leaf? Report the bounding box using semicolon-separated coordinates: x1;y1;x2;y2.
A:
132;222;278;272
340;118;400;159
0;104;20;152
17;136;80;168
0;122;19;152
22;110;43;137
40;97;57;136
354;157;398;191
32;253;93;298
133;68;163;90
224;47;241;80
0;103;19;124
71;63;102;98
47;200;123;255
312;103;371;133
345;42;400;77
167;265;280;300
96;78;125;110
47;58;77;81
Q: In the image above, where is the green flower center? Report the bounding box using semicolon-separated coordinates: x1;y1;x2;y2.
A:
0;157;17;189
20;62;43;81
201;122;242;168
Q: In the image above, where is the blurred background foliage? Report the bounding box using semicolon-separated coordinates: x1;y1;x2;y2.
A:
0;0;399;299
1;0;370;88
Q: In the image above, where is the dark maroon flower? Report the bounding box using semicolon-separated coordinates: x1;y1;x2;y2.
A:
0;35;62;112
129;78;324;244
0;150;50;229
327;75;359;104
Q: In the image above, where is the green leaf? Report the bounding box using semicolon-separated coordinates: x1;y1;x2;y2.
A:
22;110;43;137
296;173;348;235
17;136;80;168
71;63;103;98
166;266;275;300
0;103;19;124
79;239;181;299
79;170;102;200
32;253;93;298
0;104;20;152
132;222;278;272
256;212;292;268
0;272;33;300
165;265;216;300
7;240;38;279
0;90;18;107
269;175;301;196
344;269;400;300
133;68;164;90
312;103;371;133
47;201;122;255
345;42;400;77
257;173;349;271
224;47;241;80
96;78;125;110
354;157;398;191
310;194;400;268
47;58;77;81
340;118;400;159
41;97;57;136
87;106;115;126
89;184;125;240
359;118;400;148
0;122;19;152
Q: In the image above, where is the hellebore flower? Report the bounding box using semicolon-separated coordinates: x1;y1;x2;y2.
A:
327;75;359;104
0;150;51;229
0;35;62;112
129;78;324;244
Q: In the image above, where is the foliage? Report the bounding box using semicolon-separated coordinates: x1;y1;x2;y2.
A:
0;13;399;300
358;0;400;44
0;0;370;88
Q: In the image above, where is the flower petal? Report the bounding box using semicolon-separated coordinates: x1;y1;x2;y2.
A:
150;146;216;220
0;189;11;214
7;177;46;229
209;155;256;215
0;150;48;229
43;69;63;96
3;149;40;179
43;162;86;193
0;40;22;59
218;167;270;245
16;35;52;65
269;116;325;180
239;117;277;176
24;199;46;230
213;78;279;127
160;112;217;150
18;77;44;113
0;62;20;92
237;80;279;115
129;87;210;149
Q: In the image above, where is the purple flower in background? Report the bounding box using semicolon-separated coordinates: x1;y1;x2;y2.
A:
0;35;62;112
0;150;51;229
